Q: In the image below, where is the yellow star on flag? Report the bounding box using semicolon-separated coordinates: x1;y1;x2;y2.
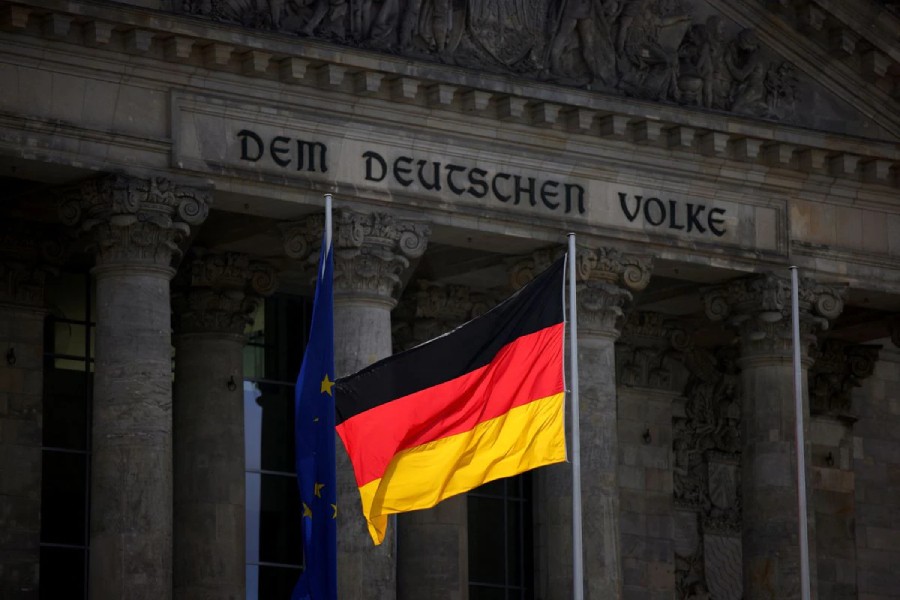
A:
302;502;312;519
320;374;335;396
314;482;325;498
331;504;338;519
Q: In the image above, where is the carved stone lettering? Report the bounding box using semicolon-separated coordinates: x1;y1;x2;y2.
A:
361;149;586;214
618;191;727;236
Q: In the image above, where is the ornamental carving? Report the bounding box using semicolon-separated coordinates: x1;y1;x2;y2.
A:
59;174;211;273
182;0;802;122
172;250;278;336
808;339;880;420
617;311;689;392
392;280;502;351
673;345;742;600
334;210;431;304
702;273;846;360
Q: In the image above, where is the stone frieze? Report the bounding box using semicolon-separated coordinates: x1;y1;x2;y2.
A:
181;0;803;123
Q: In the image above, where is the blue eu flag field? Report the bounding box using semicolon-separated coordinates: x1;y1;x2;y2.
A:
292;226;337;600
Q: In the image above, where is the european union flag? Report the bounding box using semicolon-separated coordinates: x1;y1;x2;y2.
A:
292;226;337;600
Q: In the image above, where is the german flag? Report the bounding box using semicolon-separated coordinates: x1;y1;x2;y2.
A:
334;257;567;545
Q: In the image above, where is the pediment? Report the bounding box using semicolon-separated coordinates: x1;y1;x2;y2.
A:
180;0;900;141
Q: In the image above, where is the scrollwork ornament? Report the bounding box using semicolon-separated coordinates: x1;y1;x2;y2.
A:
59;174;211;272
577;280;631;338
508;247;564;290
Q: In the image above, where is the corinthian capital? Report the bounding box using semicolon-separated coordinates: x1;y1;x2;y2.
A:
809;340;880;420
172;250;277;337
702;273;846;362
330;210;430;306
59;174;211;274
510;245;652;339
393;281;502;351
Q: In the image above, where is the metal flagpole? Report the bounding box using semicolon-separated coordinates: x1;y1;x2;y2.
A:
790;266;812;600
324;193;333;254
567;233;584;600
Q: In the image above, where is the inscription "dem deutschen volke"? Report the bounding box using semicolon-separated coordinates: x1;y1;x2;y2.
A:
235;129;585;215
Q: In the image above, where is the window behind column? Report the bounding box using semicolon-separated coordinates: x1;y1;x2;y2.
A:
40;271;94;600
468;474;535;600
244;294;312;599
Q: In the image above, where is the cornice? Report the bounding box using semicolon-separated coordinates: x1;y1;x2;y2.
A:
2;0;899;193
717;0;900;134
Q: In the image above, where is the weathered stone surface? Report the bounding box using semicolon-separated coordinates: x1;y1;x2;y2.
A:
703;273;846;600
60;173;211;600
286;209;429;599
172;250;277;600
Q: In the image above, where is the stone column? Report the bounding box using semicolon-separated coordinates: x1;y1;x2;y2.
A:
703;274;845;600
808;340;879;600
283;210;429;600
392;281;499;600
526;247;651;600
615;312;689;599
59;174;210;600
0;223;60;599
171;250;276;600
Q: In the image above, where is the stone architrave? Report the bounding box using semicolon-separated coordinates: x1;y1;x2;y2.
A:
171;250;277;600
282;209;430;600
59;174;211;600
0;222;63;599
392;280;499;600
523;245;652;600
703;273;845;600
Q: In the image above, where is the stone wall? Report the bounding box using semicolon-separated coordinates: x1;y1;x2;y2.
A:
853;344;900;599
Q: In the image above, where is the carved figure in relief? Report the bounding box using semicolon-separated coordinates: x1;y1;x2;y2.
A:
726;28;768;116
764;61;797;120
616;0;691;100
677;15;728;107
400;0;459;56
547;0;621;88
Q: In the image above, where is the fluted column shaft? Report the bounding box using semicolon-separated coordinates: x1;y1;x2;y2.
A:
172;251;276;600
60;174;210;600
704;274;844;600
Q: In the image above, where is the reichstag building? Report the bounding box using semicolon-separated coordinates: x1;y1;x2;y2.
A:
1;0;899;598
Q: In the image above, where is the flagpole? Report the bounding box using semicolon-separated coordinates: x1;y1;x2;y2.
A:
790;266;812;600
567;233;584;600
324;193;333;251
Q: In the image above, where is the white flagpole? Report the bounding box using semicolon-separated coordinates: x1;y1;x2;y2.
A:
324;193;333;252
790;266;812;600
567;233;584;600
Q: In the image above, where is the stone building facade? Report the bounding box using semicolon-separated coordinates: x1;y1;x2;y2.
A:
1;0;899;598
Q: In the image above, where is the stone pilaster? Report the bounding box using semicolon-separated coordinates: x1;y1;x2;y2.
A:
59;174;210;600
616;312;689;600
171;250;276;600
703;273;845;600
283;210;430;600
393;281;498;600
808;340;879;600
529;246;652;600
0;222;61;599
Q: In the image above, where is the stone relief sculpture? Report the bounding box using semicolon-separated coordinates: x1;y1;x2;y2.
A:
673;345;743;600
181;0;800;121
